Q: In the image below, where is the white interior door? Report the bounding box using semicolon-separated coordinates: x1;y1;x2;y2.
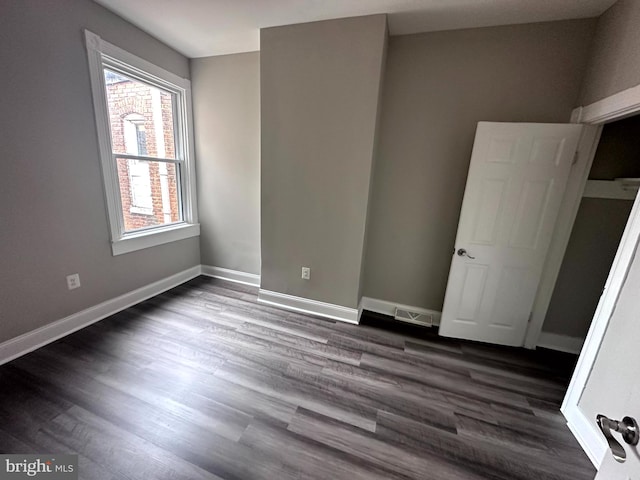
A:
584;230;640;480
439;122;583;346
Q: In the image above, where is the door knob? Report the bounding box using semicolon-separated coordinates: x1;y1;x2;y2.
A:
457;248;476;259
596;414;639;463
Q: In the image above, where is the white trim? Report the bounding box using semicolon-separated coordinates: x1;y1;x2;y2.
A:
525;125;602;349
572;83;640;124
200;265;260;287
555;82;640;470
112;223;200;255
359;296;441;326
536;332;585;354
85;31;190;89
583;179;638;200
0;266;201;367
564;398;608;468
570;106;583;123
84;30;199;256
257;290;359;324
85;30;121;242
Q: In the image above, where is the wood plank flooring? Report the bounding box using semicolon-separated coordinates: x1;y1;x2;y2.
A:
0;276;596;479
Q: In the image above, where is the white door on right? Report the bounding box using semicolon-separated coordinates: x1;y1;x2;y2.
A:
582;231;640;480
439;122;582;346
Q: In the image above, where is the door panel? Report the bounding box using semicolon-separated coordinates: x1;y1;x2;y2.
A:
472;179;507;245
487;136;517;163
440;122;582;346
456;265;488;322
509;179;553;249
489;266;533;328
530;137;566;166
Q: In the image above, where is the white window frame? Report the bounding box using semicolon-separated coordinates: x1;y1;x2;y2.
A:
85;30;199;256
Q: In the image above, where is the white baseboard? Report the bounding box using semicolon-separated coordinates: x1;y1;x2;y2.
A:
201;265;260;287
537;332;585;354
258;289;359;324
562;404;607;468
359;296;441;326
0;265;201;366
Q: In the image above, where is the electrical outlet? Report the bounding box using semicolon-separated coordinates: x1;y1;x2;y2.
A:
301;267;311;280
66;273;81;290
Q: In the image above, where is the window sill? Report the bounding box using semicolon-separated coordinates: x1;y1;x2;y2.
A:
130;206;154;215
112;223;200;256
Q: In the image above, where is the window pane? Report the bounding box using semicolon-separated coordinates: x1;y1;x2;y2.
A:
104;69;176;159
116;158;182;232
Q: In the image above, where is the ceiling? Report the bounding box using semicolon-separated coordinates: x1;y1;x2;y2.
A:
94;0;617;58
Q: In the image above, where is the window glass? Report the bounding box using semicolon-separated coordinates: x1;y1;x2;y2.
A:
116;158;181;231
103;69;182;231
103;69;176;160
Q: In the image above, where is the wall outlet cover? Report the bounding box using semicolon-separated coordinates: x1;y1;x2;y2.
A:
301;267;311;280
66;273;81;290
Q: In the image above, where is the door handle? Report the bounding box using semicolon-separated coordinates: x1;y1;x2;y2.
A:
596;414;639;463
457;248;476;259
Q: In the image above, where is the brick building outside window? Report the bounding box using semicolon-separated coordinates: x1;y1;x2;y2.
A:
104;70;181;232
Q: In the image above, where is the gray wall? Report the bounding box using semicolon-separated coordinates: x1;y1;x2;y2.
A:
191;52;261;274
0;0;199;344
358;35;389;304
362;19;596;311
579;0;640;105
260;15;387;308
542;198;633;338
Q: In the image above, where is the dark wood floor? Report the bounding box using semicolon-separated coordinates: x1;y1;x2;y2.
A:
0;276;595;480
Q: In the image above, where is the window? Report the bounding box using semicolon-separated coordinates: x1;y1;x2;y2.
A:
85;30;199;255
122;114;153;215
